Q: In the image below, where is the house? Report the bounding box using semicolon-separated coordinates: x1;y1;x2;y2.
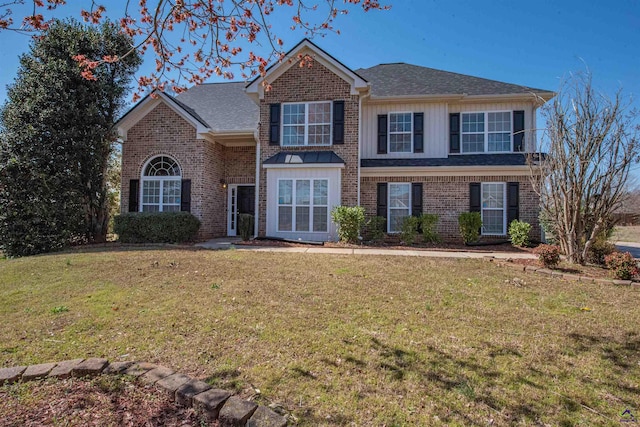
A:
116;39;554;242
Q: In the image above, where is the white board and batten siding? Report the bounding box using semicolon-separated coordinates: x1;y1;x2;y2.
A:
361;101;536;158
266;167;342;242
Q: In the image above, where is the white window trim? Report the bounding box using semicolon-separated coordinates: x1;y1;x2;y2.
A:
387;182;412;234
276;178;329;233
388;111;413;153
481;182;507;236
140;156;182;213
281;101;333;147
460;111;513;154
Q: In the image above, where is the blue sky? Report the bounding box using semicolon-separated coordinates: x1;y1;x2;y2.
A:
1;0;639;179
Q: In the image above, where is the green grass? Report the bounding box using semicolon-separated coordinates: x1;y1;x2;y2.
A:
1;248;639;426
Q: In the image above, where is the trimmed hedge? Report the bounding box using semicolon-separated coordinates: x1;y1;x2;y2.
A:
114;212;201;243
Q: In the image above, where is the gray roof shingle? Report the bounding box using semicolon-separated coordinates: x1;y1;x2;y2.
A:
355;63;551;97
361;153;541;168
175;82;259;132
264;151;345;165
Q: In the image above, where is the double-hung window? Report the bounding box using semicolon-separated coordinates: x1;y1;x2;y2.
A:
388;112;412;153
481;182;506;235
282;102;332;146
278;179;329;232
461;112;512;153
141;155;181;212
388;183;411;233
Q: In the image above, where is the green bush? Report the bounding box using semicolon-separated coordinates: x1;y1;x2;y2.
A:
458;212;482;244
400;216;420;245
533;244;561;268
365;216;386;242
604;251;639;280
331;206;366;243
114;212;201;243
508;220;532;247
420;213;440;243
586;237;616;266
238;214;254;241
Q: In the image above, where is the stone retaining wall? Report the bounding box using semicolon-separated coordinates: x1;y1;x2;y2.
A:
0;359;287;427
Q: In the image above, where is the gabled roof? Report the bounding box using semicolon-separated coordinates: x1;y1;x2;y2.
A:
355;63;553;99
175;82;258;132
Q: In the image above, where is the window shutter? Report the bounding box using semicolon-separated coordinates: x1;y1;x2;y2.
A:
333;101;344;145
513;110;525;152
469;182;481;212
412;183;423;217
450;113;460;154
507;182;519;225
377;183;388;231
413;112;424;153
129;179;139;212
269;103;280;146
181;179;191;212
377;115;388;154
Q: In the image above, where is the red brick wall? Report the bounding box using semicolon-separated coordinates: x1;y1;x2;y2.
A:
257;60;359;235
361;175;540;242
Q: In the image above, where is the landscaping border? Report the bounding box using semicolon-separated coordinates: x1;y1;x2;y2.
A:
0;358;287;427
483;256;640;286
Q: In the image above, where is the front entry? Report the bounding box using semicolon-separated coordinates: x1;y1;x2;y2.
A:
227;184;255;236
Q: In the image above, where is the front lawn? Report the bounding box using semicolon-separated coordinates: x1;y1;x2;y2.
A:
0;248;638;426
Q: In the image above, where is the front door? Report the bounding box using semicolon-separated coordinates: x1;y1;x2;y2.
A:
227;185;255;236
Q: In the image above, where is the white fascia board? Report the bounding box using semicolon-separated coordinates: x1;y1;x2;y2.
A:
262;163;345;169
245;40;368;99
117;93;210;141
360;165;533;177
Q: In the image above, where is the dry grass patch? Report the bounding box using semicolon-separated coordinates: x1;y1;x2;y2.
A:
0;248;639;426
611;225;640;243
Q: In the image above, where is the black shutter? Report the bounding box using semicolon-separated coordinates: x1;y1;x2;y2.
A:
128;179;139;212
377;114;388;154
377;183;388;229
513;110;525;152
507;182;519;225
469;182;481;212
181;179;191;212
269;103;280;145
450;113;460;154
333;101;344;145
412;183;423;217
413;112;424;153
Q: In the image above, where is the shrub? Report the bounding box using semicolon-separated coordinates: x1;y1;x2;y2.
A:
365;216;386;242
508;220;532;247
533;244;561;268
400;216;420;245
114;212;201;243
331;206;366;243
458;212;482;244
238;214;254;241
586;237;616;266
605;251;639;280
420;214;440;243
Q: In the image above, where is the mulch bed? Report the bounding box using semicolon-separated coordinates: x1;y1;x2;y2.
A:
0;376;214;427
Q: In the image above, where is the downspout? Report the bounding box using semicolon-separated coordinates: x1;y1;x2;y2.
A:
254;130;260;238
357;94;362;206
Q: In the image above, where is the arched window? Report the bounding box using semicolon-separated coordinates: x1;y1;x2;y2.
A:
141;155;181;212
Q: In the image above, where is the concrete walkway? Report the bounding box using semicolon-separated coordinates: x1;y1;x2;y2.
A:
196;238;537;259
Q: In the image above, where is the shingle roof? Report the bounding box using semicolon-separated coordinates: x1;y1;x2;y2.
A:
355;63;551;97
361;153;541;168
264;151;345;165
175;82;259;132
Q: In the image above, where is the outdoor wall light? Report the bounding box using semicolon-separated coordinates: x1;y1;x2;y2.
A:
220;179;227;189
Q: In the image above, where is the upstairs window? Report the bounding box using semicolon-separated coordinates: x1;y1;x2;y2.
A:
282;101;332;146
141;155;181;212
388;112;412;153
461;112;512;153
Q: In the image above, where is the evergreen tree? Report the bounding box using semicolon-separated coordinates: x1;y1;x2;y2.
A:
0;19;140;257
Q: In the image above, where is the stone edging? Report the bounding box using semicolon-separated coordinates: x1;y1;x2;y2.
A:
483;256;640;287
0;359;287;427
